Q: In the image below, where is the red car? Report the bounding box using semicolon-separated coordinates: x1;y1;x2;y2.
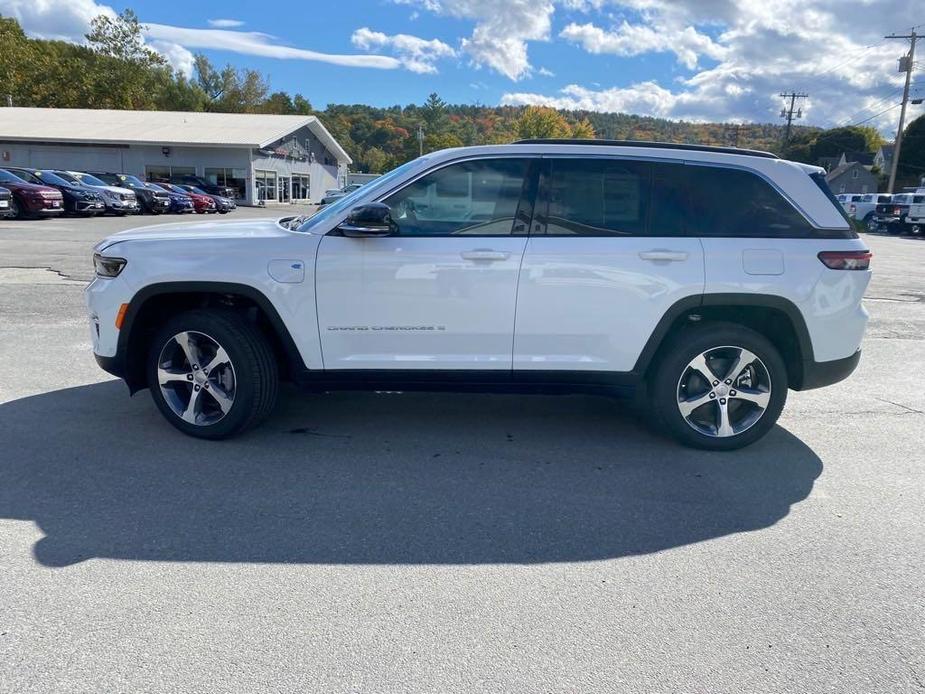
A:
0;168;65;219
157;182;217;214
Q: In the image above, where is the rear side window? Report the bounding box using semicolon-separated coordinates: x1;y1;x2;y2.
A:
686;166;814;237
544;159;649;236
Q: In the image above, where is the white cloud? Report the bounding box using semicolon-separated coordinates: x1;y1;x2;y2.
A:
537;67;555;77
351;27;456;74
143;24;401;70
207;18;244;28
502;0;921;132
560;21;727;69
396;0;555;80
0;0;115;42
148;40;195;77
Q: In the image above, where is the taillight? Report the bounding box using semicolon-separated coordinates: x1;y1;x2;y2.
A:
849;203;856;214
894;206;902;215
818;250;872;270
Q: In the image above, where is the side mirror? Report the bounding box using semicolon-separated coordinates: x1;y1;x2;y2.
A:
337;203;395;237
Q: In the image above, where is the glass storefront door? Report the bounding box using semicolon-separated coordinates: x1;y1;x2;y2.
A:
278;176;290;203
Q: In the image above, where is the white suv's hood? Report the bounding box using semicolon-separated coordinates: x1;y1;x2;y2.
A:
97;218;289;251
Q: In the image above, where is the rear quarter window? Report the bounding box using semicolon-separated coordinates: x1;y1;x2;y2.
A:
686;166;815;237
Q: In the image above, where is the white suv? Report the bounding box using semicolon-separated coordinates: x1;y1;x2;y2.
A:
87;141;871;450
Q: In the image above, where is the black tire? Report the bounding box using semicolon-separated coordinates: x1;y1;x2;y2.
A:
147;309;278;439
650;322;788;451
10;195;24;219
862;212;875;231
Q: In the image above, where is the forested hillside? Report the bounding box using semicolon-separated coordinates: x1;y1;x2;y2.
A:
4;9;916;184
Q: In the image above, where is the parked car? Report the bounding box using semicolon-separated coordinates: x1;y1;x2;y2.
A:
144;183;195;214
873;193;914;234
0;168;65;218
906;190;925;234
87;140;870;450
320;183;363;206
0;186;12;218
4;167;105;216
90;173;171;215
168;174;236;200
836;193;884;229
54;171;138;216
175;184;235;214
157;182;216;214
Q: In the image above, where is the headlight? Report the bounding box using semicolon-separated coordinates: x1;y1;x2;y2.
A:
93;253;127;278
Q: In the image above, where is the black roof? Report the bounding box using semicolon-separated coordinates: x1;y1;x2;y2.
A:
512;138;779;159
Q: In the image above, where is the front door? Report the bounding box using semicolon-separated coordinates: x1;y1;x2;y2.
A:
315;157;536;370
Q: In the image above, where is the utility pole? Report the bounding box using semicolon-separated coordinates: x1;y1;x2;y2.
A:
885;29;917;194
417;123;424;157
779;92;808;146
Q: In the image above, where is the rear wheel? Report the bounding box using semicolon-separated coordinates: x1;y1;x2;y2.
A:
651;323;788;450
147;310;278;439
10;196;24;219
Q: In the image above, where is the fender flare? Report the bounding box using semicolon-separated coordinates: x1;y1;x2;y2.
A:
117;281;305;392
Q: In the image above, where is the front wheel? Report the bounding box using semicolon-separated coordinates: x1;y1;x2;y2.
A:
650;323;788;450
147;310;278;439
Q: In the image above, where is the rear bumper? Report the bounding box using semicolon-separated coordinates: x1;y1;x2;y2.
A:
797;350;861;390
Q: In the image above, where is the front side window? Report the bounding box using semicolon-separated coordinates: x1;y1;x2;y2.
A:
382;158;529;236
686;166;813;237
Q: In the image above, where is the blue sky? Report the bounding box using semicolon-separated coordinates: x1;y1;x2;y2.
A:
2;0;923;133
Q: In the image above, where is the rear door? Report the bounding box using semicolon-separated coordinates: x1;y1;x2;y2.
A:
513;157;705;373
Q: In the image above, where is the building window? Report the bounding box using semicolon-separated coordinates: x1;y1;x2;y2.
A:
292;174;311;200
145;165;195;182
852;169;859;179
205;167;247;200
255;170;277;203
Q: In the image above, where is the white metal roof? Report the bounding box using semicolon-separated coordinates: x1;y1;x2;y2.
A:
0;107;351;164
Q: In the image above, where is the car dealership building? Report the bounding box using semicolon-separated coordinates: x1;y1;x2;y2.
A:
0;107;352;205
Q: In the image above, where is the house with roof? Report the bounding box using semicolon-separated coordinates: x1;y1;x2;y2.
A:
873;144;894;172
825;161;877;194
0;107;352;205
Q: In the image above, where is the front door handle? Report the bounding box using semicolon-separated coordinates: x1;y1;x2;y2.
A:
461;249;510;261
638;249;689;262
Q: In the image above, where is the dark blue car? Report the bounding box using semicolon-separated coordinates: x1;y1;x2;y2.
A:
145;183;194;214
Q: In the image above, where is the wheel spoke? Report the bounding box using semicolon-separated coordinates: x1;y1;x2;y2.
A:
731;387;770;410
202;346;231;375
678;390;713;418
716;400;734;437
688;352;717;382
725;348;758;382
206;383;234;414
158;366;191;385
174;332;200;369
180;386;203;424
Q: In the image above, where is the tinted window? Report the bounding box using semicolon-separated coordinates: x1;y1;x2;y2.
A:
383;158;528;236
544;159;649;236
649;162;688;236
0;169;26;183
688;166;813;237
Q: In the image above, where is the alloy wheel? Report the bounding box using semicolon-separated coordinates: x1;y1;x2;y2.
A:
157;331;236;426
676;345;772;438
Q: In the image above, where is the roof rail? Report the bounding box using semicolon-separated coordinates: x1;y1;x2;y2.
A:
512;138;780;160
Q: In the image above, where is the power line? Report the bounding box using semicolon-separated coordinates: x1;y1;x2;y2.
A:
853;103;901;126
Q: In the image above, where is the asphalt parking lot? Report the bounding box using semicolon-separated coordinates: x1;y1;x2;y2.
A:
0;211;922;693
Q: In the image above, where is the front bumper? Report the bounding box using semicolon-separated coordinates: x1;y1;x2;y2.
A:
106;199;140;213
798;350;861;390
0;198;11;217
74;199;106;214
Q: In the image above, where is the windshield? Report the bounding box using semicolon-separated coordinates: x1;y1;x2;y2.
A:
74;172;109;187
297;157;429;233
0;169;26;183
116;175;145;188
145;183;167;192
34;170;72;186
186;186;208;195
53;171;81;184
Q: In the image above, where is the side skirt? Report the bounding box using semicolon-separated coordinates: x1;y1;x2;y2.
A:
292;369;641;398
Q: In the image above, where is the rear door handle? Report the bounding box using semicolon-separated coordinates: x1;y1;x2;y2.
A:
461;250;510;261
638;249;689;262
